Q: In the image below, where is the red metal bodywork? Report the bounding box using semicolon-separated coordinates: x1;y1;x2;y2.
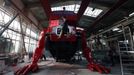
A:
14;0;130;74
15;22;110;75
50;34;76;42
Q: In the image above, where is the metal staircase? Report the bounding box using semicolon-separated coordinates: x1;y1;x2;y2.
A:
118;26;134;75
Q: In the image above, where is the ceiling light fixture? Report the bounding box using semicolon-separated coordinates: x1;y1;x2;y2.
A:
112;28;119;31
76;27;84;30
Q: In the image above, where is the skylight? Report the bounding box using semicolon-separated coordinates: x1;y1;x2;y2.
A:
51;4;103;17
51;5;76;12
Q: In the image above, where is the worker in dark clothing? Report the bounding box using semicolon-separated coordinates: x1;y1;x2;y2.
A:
41;54;46;61
108;47;115;66
42;54;46;60
59;17;69;38
62;21;69;34
41;50;46;61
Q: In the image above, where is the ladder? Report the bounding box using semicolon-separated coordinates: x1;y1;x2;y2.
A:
118;26;134;75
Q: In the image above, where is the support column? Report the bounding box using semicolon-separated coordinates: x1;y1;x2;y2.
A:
19;16;27;54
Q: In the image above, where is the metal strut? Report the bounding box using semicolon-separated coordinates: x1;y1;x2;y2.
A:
15;29;47;75
0;13;19;36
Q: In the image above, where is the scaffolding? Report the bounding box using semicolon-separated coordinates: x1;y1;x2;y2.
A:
88;14;134;75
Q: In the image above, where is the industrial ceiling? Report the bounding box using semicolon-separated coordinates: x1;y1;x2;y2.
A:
20;0;134;34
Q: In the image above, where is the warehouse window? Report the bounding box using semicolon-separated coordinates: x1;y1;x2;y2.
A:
0;9;10;24
0;7;39;53
25;25;38;53
51;4;103;17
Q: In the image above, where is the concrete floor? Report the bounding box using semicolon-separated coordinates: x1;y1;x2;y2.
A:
30;61;104;75
4;58;123;75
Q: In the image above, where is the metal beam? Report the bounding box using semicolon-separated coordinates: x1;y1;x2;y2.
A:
92;15;134;38
77;0;91;21
0;13;19;36
91;1;134;12
26;1;80;8
10;0;42;30
19;16;26;54
39;19;48;25
25;2;41;8
40;0;52;19
89;0;129;32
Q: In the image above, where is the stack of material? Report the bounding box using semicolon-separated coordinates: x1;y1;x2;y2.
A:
0;60;5;74
0;54;10;74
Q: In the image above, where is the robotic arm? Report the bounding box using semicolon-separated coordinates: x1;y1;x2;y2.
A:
15;29;47;75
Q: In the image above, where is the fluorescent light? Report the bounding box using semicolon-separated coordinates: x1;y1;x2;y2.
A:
76;27;84;30
118;30;122;32
129;12;134;17
112;28;119;31
79;51;82;54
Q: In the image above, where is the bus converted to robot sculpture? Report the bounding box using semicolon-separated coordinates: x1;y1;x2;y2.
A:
15;16;110;75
